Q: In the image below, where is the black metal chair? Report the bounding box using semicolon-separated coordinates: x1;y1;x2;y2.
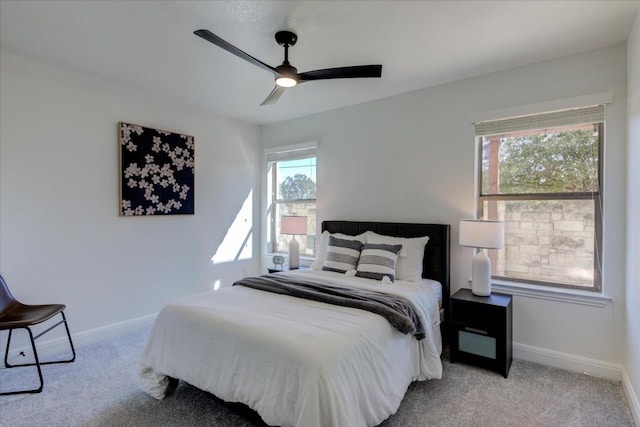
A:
0;274;75;395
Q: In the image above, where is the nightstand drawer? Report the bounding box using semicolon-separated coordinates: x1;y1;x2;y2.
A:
458;329;497;359
450;300;506;331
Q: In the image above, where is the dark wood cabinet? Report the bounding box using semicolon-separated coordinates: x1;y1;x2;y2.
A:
449;288;513;378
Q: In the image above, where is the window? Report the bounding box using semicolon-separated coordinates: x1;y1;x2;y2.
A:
475;105;604;291
266;146;316;256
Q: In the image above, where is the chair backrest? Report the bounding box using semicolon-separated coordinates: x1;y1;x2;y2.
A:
0;275;18;315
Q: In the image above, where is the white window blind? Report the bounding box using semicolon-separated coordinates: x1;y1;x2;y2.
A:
265;143;317;162
475;105;605;137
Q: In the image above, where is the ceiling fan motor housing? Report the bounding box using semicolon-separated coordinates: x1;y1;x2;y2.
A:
275;31;297;47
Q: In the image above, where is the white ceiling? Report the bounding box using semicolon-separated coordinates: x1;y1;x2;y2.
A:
1;1;638;125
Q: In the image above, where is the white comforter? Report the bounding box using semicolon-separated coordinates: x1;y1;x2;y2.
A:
138;270;443;427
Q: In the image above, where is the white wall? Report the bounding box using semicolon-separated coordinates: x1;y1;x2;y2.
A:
624;8;640;423
262;45;628;374
0;52;262;346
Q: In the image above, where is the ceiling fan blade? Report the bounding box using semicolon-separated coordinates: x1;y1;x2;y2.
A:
194;29;278;76
298;65;382;81
260;86;286;106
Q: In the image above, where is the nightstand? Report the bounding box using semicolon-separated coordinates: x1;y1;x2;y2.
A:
449;288;513;378
267;265;308;274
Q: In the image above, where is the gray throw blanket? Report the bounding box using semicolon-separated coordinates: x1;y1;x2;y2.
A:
233;274;425;340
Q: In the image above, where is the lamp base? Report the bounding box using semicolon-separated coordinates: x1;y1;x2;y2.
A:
288;236;300;269
471;250;491;296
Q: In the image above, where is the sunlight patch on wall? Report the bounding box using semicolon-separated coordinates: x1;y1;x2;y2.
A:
211;190;253;264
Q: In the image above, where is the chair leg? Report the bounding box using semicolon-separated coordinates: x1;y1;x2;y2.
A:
0;327;44;395
40;311;75;365
3;328;14;369
4;311;75;368
0;311;75;395
57;311;76;364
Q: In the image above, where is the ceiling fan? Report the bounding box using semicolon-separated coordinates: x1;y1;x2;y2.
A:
194;29;383;106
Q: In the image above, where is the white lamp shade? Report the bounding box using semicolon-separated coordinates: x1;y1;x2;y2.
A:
281;215;307;235
459;220;504;249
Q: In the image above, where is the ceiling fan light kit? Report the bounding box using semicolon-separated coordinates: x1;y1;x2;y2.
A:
275;76;297;88
194;29;382;105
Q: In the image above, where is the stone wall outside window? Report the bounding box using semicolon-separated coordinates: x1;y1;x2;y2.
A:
492;200;594;287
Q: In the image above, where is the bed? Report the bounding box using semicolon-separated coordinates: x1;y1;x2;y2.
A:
139;221;450;427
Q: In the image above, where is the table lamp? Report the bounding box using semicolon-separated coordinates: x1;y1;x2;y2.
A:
281;215;307;269
459;219;504;296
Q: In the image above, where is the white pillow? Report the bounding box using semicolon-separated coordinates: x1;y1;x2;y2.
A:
365;232;430;282
311;230;368;270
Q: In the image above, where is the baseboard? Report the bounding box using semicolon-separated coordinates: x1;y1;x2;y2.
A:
622;366;640;426
72;313;157;347
2;313;157;366
513;342;622;381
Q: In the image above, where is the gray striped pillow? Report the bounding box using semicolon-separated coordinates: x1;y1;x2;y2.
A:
322;236;364;273
355;243;403;281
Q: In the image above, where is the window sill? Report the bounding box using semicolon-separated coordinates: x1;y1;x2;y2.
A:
490;280;613;307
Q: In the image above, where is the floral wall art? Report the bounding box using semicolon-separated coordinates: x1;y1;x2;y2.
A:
119;122;194;216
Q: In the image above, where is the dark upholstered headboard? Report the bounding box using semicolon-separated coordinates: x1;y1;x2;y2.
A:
322;220;451;340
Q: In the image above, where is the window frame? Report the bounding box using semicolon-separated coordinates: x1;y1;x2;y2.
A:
475;115;604;293
266;147;317;255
